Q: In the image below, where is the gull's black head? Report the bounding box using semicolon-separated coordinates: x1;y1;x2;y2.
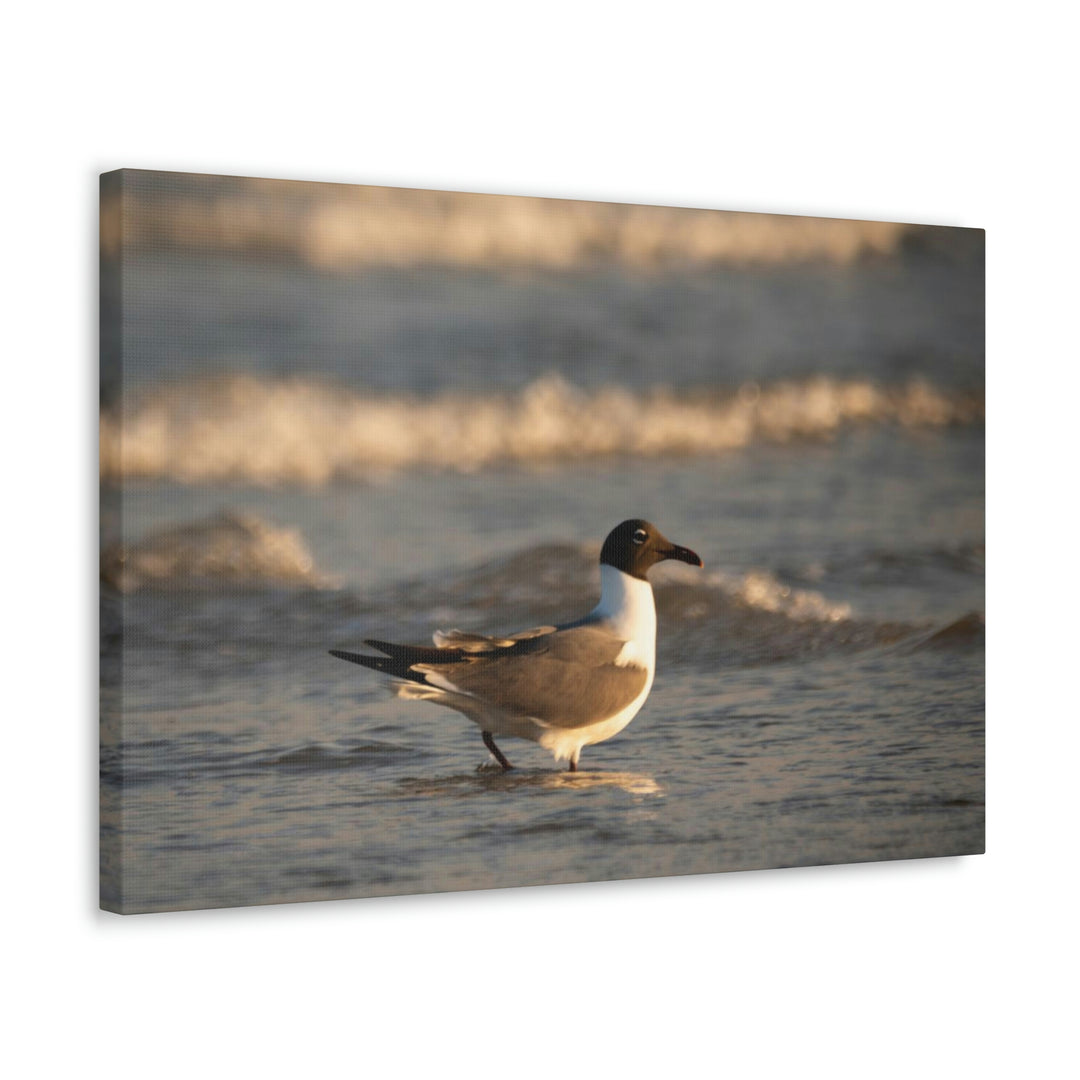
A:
599;519;703;581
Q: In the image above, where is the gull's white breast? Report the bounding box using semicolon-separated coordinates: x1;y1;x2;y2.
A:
536;565;658;762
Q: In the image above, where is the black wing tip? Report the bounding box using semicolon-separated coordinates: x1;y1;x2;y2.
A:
329;646;431;684
329;649;371;665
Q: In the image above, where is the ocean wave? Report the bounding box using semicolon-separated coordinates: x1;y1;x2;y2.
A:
903;612;985;652
103;173;916;270
705;569;852;622
100;511;329;592
104;520;980;670
368;543;911;668
100;374;983;486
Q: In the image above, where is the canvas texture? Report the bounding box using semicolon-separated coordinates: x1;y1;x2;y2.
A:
100;170;985;914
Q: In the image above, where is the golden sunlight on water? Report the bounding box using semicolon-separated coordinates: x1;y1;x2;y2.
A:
101;171;911;270
99;374;982;486
541;771;663;796
397;769;663;798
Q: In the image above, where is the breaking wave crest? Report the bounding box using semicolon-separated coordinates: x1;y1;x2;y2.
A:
370;543;923;668
705;569;852;622
101;511;329;592
103;519;980;670
102;173;917;270
100;374;983;486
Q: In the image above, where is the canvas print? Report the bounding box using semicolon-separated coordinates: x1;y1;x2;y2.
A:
99;170;984;914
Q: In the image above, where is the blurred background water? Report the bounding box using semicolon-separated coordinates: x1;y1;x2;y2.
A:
100;171;983;913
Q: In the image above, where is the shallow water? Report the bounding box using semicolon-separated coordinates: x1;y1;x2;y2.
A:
101;432;983;913
101;247;983;913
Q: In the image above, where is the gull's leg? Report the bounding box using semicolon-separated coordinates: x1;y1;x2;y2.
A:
568;749;580;772
482;731;513;771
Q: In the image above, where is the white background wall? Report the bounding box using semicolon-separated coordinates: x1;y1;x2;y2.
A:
4;2;1075;1075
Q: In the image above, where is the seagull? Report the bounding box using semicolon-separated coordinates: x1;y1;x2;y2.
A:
329;520;702;771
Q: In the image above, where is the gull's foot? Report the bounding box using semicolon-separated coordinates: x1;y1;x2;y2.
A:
482;731;514;771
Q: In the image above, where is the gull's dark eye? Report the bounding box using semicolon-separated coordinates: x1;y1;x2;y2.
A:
632;528;648;545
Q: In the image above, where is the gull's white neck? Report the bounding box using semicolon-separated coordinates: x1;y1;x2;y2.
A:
592;564;657;654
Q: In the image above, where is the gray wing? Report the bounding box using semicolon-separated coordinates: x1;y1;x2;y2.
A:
415;623;647;729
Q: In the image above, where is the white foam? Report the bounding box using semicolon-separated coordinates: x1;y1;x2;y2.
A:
100;511;327;592
100;374;982;486
709;568;852;623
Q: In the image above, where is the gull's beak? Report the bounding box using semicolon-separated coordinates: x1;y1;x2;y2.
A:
663;543;703;568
